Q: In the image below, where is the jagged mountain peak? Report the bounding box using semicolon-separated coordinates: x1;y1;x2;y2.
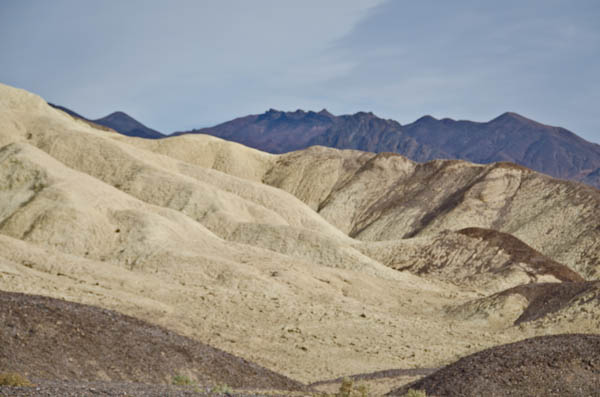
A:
490;111;544;126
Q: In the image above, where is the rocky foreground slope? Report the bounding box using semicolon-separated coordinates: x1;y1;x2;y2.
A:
389;334;600;397
1;83;599;394
0;290;304;391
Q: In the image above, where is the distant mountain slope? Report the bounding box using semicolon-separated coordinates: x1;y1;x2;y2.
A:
175;109;447;161
49;103;164;139
94;111;164;139
402;112;600;186
178;109;600;189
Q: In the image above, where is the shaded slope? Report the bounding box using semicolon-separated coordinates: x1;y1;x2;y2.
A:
0;290;305;390
388;334;600;397
1;380;216;396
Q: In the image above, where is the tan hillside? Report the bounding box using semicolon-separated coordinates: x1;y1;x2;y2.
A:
1;83;599;394
117;133;276;183
265;147;600;279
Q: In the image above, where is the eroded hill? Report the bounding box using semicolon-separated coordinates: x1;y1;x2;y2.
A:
1;83;599;394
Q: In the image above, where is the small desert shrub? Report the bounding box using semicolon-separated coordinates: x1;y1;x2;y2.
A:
403;389;427;397
335;377;369;397
172;374;193;386
339;377;353;397
0;372;33;387
355;384;368;397
210;383;233;394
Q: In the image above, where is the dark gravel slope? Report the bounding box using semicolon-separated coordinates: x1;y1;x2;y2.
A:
388;334;600;397
0;291;305;391
0;379;291;397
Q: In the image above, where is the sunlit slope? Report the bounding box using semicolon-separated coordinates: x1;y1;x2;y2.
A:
265;147;600;279
0;83;452;382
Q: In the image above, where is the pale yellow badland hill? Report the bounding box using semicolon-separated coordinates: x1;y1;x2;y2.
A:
1;83;599;392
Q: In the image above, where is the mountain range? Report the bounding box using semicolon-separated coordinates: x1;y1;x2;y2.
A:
179;109;600;189
52;104;600;190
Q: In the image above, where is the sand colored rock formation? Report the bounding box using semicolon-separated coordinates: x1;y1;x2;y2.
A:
1;83;599;392
265;147;600;279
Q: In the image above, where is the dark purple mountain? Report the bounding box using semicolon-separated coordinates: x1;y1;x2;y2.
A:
49;104;164;139
173;109;448;162
176;109;600;189
401;112;600;185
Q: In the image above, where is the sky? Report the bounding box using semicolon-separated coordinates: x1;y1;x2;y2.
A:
1;0;599;142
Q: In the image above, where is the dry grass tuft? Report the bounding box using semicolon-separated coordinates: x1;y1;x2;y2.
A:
0;372;33;387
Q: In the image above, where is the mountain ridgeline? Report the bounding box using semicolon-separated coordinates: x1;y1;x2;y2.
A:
49;102;600;188
176;109;600;189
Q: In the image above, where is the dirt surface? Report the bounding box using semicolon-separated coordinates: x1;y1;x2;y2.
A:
310;367;437;386
310;368;438;396
388;334;600;397
0;291;305;392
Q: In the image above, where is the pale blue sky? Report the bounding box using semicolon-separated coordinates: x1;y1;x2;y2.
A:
1;1;599;142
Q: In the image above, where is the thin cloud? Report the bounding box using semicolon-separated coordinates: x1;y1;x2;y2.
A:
0;0;598;142
320;0;600;139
